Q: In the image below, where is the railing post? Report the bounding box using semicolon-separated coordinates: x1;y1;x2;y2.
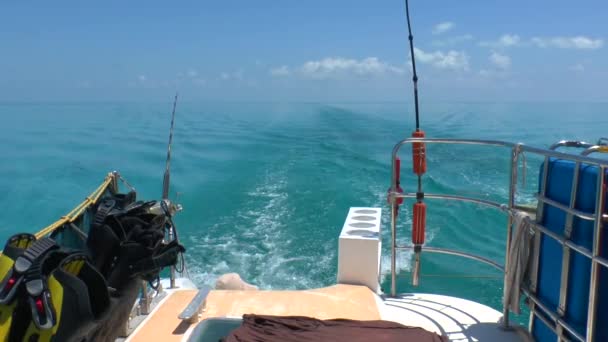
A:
555;162;581;339
527;156;550;333
586;166;605;341
169;225;176;289
502;144;520;329
390;206;397;297
390;148;398;297
111;171;120;193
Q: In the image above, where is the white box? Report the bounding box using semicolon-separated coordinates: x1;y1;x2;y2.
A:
337;207;382;292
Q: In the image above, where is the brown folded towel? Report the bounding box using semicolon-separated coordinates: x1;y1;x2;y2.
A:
222;314;448;342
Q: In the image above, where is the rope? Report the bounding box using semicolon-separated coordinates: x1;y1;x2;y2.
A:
118;174;136;192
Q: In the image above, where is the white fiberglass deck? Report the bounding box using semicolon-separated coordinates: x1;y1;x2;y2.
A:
336;207;529;340
378;293;531;341
125;203;532;341
124;282;530;342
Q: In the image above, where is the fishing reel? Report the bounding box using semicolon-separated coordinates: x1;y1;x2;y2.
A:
146;199;183;217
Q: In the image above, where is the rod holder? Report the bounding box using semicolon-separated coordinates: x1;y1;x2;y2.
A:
140;281;150;315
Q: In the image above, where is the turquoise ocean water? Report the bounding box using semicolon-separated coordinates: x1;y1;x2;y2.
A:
0;101;606;321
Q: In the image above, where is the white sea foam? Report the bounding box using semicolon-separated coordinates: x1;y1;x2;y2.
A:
187;167;333;290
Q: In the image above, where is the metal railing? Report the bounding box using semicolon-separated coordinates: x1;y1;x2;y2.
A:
387;138;608;341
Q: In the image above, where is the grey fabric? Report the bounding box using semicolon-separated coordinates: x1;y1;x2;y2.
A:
503;211;534;314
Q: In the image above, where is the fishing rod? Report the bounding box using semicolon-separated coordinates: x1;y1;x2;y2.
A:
405;0;421;131
404;0;427;287
162;93;181;288
162;93;179;200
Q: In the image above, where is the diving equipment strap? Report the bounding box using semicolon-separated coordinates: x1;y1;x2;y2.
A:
93;198;116;229
130;240;185;278
0;238;58;305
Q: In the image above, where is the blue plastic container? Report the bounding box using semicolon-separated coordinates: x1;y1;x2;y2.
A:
533;159;607;341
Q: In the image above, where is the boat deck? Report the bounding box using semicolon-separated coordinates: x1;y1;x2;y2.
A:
125;283;530;342
380;293;530;341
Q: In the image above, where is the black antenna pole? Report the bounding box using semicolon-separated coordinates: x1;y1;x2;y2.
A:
405;0;420;131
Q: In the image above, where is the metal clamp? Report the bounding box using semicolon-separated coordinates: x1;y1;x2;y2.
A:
178;287;211;323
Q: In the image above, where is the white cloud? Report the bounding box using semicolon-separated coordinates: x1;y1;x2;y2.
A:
432;34;473;47
297;57;404;79
570;63;585;72
490;51;511;69
479;34;521;48
220;70;243;81
499;34;521;47
176;69;204;86
479;69;492;77
479;34;602;50
129;74;173;88
531;36;603;49
186;69;198;77
432;22;454;35
414;48;470;71
270;65;290;77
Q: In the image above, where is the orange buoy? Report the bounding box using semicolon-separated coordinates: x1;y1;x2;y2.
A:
412;202;426;245
412;130;427;175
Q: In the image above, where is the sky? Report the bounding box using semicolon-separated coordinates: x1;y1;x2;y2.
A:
0;0;606;102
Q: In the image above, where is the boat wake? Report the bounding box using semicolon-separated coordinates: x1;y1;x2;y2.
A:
187;167;334;290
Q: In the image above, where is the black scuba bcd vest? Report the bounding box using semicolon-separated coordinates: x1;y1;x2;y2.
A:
0;236;111;342
0;191;185;342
